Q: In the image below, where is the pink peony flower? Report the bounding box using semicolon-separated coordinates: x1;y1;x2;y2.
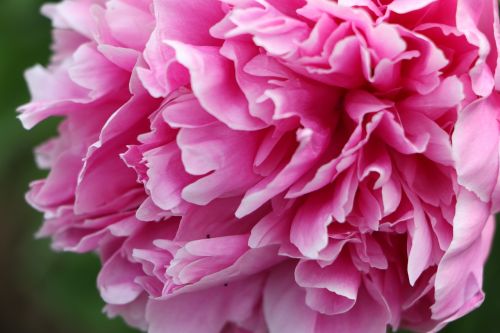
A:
19;0;500;332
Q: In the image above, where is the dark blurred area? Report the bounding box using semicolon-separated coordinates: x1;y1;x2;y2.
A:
0;1;499;333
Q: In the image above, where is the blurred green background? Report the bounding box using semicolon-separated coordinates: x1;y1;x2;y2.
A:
0;1;499;332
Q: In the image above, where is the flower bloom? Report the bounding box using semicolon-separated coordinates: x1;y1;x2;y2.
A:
20;0;500;332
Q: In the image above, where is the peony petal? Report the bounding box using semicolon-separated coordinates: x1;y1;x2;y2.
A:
147;276;265;333
433;189;494;319
166;41;266;130
264;263;317;333
453;95;500;202
98;251;144;305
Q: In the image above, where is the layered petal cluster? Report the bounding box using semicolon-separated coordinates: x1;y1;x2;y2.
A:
20;0;500;332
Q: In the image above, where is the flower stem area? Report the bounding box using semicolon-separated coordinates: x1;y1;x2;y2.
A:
0;1;499;333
